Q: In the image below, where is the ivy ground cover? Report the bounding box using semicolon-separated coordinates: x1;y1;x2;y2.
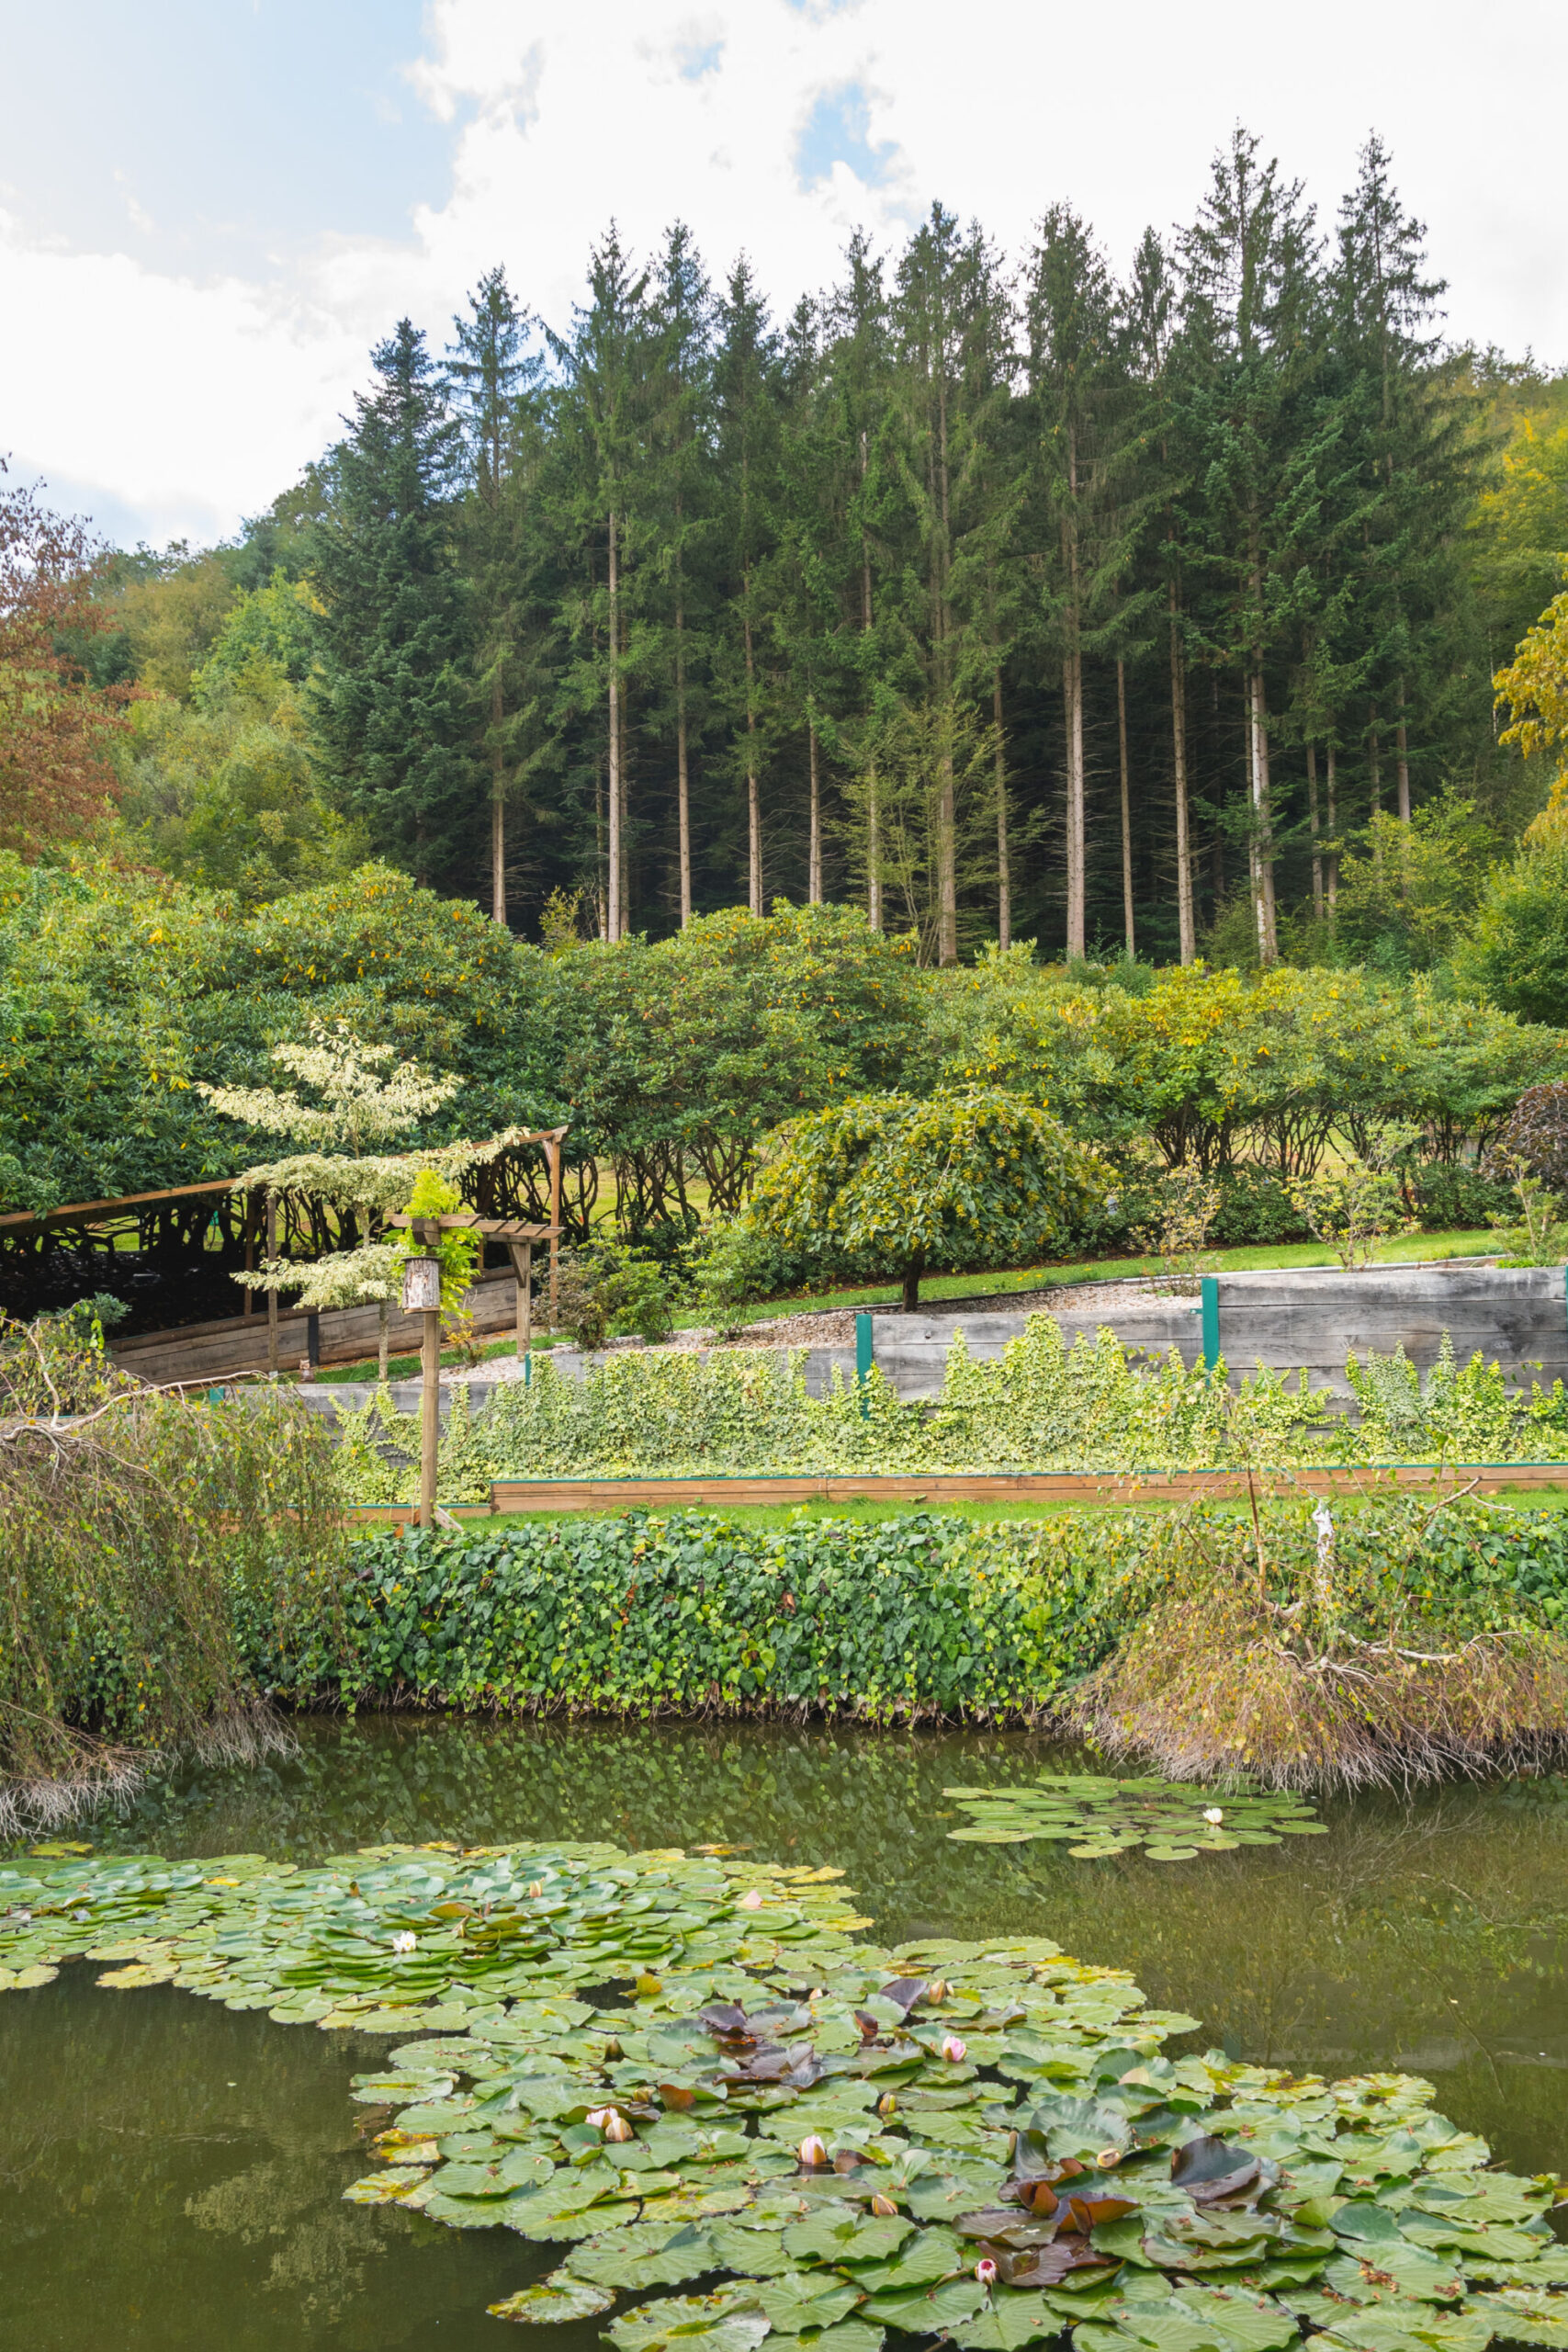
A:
3;1838;1566;2352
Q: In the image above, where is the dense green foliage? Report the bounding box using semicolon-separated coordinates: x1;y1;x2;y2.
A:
255;1498;1568;1729
330;1322;1568;1503
730;1091;1109;1306
0;858;1558;1234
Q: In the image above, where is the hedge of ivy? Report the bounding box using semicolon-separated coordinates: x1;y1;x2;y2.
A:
330;1320;1568;1507
245;1498;1568;1724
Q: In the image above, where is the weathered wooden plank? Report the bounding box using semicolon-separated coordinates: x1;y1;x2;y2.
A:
486;1462;1568;1514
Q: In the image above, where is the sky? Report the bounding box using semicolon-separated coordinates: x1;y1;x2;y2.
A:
2;0;1564;551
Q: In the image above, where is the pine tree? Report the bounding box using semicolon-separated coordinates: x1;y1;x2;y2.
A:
310;320;476;884
714;258;782;915
647;223;716;925
447;266;544;926
1331;135;1473;839
553;228;653;936
1179;130;1325;963
822;232;898;931
1025;206;1139;956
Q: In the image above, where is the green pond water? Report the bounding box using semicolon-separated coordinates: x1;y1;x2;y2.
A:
4;1717;1567;2352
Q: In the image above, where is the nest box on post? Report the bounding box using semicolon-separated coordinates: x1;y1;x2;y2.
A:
400;1255;442;1314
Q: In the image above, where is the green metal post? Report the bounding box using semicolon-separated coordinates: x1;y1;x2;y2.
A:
855;1311;873;1419
1201;1275;1221;1374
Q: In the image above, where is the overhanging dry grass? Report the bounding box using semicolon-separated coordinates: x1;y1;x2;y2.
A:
1067;1507;1568;1792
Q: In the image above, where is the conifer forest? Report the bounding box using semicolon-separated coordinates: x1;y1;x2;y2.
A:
50;128;1567;970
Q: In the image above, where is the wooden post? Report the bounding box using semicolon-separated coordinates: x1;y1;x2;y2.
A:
265;1188;278;1374
243;1187;254;1317
509;1238;533;1360
547;1138;561;1330
420;1307;440;1529
401;1253;444;1532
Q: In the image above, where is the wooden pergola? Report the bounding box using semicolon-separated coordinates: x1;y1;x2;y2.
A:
385;1123;568;1359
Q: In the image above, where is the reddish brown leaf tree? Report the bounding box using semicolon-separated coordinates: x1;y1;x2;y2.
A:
0;471;127;851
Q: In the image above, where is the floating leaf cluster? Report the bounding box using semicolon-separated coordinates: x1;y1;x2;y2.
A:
944;1780;1329;1861
3;1839;1566;2352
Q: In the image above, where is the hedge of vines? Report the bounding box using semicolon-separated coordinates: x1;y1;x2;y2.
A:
243;1498;1568;1724
328;1321;1568;1507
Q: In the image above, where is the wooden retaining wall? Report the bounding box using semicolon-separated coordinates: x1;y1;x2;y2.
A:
110;1271;524;1386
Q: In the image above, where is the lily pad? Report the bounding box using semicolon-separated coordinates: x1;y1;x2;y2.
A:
490;2275;618;2323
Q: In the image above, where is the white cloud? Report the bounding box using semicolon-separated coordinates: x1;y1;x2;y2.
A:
2;0;1562;545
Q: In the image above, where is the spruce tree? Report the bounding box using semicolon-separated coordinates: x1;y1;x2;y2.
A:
447;266;544;926
310;320;476;886
714;258;782;914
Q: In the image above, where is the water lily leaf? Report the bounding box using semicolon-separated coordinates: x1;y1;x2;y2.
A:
863;2278;990;2333
755;2274;864;2331
0;1963;58;1990
343;2165;433;2204
780;2324;884;2352
608;2287;773;2352
1316;2312;1492;2352
570;2223;719;2290
490;2275;618;2323
642;2188;756;2224
783;2211;914;2265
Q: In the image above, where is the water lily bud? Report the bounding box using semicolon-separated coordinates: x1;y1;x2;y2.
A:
585;2107;613;2131
926;1977;949;2002
941;2035;968;2064
798;2134;829;2169
877;2094;898;2119
391;1930;416;1954
1095;2145;1122;2170
525;1881;545;1898
604;2112;634;2143
1202;1807;1224;1826
739;1890;763;1910
976;2259;998;2288
1006;2132;1018;2156
602;2036;623;2061
870;2193;898;2217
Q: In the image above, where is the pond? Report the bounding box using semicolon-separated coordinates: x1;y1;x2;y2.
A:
5;1717;1567;2352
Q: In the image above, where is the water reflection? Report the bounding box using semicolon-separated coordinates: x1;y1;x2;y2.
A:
4;1716;1566;2351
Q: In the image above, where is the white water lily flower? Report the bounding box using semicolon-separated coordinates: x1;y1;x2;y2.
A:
1203;1807;1224;1825
391;1931;416;1953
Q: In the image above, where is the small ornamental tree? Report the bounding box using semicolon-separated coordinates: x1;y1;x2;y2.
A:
197;1019;463;1377
739;1090;1110;1311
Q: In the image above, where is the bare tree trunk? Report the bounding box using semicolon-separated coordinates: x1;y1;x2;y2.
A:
938;737;958;966
1395;674;1411;823
1169;582;1194;965
594;751;608;938
607;510;622;941
807;718;822;903
1247;668;1278;964
1063;646;1086;958
1326;741;1339;914
378;1298;389;1383
617;648;629;937
1307;741;1324;920
994;667;1010;952
675;583;692;927
859;444;882;933
743;582;761;916
1062;433;1086;959
1367;701;1382;817
1116;655;1134;956
490;667;507;927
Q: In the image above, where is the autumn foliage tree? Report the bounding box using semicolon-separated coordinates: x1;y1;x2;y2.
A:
0;472;126;851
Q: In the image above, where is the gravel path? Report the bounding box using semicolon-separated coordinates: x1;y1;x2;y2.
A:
441;1283;1190;1381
